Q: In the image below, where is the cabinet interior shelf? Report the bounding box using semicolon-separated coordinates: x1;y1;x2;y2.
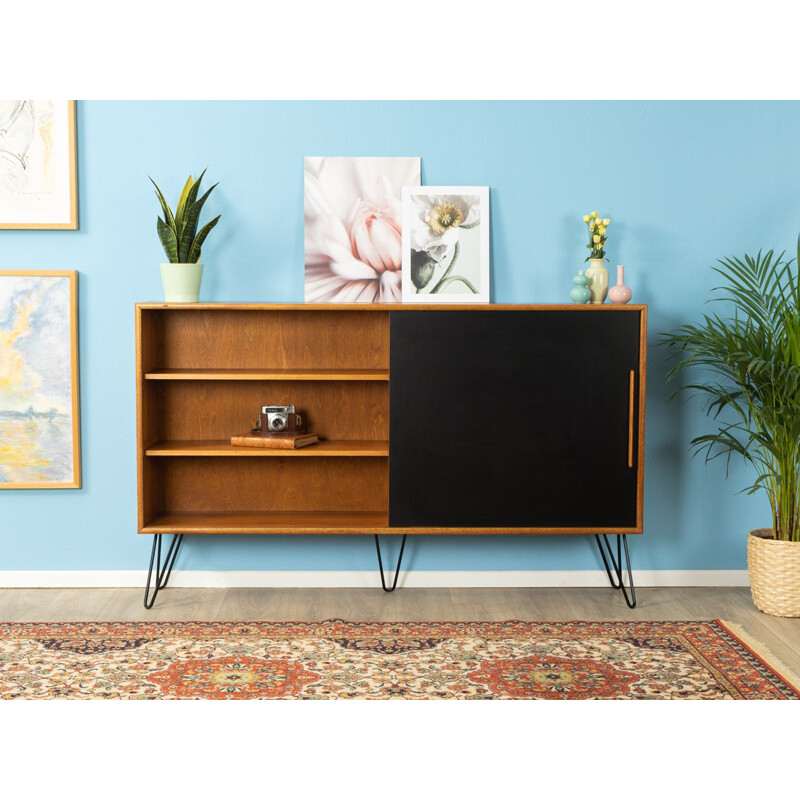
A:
141;511;390;534
145;440;389;457
144;368;389;381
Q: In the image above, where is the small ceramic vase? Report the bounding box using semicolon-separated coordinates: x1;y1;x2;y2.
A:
585;258;609;304
570;270;591;304
608;265;632;305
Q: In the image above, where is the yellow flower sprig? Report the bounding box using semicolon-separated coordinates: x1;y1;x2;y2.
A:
582;210;611;262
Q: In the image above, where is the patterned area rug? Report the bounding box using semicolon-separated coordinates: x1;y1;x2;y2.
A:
0;619;797;699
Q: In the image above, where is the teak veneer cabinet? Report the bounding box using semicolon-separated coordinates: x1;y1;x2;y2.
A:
136;303;647;605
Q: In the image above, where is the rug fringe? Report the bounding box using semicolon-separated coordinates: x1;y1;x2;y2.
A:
718;619;800;693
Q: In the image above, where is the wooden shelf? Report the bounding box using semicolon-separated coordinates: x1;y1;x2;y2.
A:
145;368;389;381
146;440;389;457
142;511;389;534
137;306;391;534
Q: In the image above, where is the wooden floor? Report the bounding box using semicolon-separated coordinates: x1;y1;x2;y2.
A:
2;586;800;672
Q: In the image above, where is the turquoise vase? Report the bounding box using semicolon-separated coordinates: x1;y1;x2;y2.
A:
570;270;591;304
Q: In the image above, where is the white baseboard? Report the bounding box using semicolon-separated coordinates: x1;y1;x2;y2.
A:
0;569;750;589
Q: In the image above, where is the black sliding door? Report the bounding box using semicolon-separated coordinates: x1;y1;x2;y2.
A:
389;310;641;529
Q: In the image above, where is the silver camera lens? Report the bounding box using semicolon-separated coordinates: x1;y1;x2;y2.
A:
270;416;286;431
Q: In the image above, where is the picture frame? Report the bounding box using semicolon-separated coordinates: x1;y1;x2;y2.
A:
402;186;490;303
0;270;81;488
0;100;78;230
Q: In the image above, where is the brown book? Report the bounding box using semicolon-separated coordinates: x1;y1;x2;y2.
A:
230;432;320;450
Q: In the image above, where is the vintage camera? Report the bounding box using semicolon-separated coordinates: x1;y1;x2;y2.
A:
254;404;305;434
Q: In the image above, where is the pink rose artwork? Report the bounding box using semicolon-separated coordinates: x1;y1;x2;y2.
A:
304;157;421;302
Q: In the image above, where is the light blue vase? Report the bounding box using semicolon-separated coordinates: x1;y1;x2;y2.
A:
570;270;591;304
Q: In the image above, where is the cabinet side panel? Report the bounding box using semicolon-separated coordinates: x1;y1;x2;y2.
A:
636;306;647;530
389;310;641;528
137;309;164;530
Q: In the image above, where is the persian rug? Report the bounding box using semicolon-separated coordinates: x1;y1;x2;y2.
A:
0;619;797;700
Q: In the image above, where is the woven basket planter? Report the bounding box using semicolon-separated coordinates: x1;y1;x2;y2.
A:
748;528;800;617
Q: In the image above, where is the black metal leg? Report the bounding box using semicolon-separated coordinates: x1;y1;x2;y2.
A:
374;534;408;592
144;534;184;609
594;534;637;608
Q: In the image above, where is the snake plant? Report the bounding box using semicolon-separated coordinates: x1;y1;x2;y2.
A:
662;246;800;542
150;170;221;263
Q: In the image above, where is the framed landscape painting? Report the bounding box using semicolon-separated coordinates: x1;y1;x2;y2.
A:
0;271;81;488
402;186;490;303
0;100;78;229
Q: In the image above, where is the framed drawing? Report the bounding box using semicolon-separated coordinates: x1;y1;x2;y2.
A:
0;100;78;229
402;186;490;303
0;271;81;488
304;156;420;302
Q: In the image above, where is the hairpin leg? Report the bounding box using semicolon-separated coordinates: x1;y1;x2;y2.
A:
374;534;408;592
594;534;637;608
144;534;184;609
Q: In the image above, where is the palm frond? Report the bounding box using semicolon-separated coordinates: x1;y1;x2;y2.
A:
661;249;800;541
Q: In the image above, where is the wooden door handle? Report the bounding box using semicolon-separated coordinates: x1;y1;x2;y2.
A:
628;370;635;468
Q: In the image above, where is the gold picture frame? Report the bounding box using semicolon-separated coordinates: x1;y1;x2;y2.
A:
0;270;81;488
0;100;78;230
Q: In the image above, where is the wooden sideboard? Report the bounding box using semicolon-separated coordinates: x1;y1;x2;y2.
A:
136;303;646;605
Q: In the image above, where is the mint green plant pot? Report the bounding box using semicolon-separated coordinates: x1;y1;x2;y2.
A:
160;262;204;303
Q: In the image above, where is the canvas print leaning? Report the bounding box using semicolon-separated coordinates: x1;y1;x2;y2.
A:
304;156;420;302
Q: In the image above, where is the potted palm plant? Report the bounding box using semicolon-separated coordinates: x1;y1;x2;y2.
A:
663;247;800;616
150;170;221;303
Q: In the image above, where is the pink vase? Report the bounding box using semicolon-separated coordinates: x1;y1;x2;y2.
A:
608;265;632;305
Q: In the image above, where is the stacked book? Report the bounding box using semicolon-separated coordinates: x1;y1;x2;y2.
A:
230;432;320;450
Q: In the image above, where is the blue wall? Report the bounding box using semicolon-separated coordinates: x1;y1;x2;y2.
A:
2;100;798;573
